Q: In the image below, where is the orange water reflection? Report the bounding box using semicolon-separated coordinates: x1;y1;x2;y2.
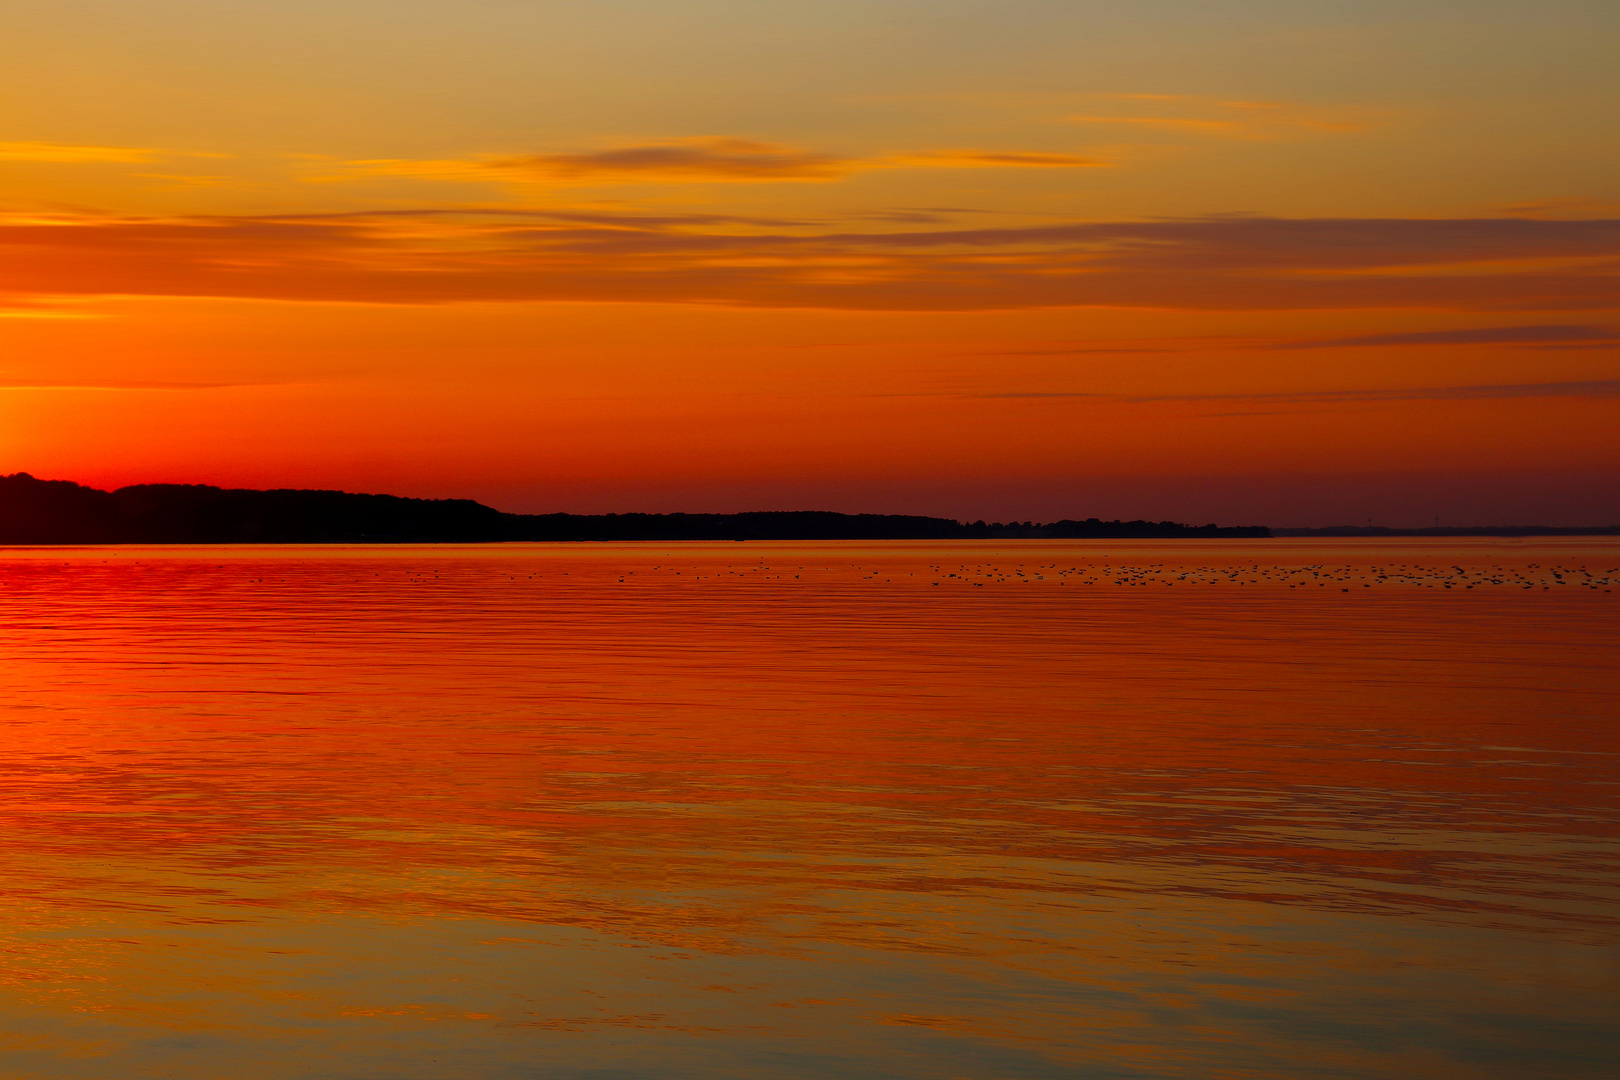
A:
0;540;1615;1078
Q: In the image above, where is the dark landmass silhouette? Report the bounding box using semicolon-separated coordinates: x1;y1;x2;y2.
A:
1273;525;1620;537
5;473;1612;544
0;473;1270;543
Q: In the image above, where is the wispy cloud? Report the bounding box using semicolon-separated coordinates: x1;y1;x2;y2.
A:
1278;324;1620;349
887;150;1104;169
1;211;1616;311
1068;116;1251;134
980;380;1620;404
489;138;851;182
1499;198;1620;220
0;142;157;163
0;379;273;390
1070;95;1370;139
134;172;236;190
973;324;1620;357
342;138;1104;185
0;296;105;320
0;309;101;321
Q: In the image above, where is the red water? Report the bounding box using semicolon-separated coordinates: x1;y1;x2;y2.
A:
0;540;1615;1079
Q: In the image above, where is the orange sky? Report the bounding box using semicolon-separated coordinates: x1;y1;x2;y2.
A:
3;0;1617;524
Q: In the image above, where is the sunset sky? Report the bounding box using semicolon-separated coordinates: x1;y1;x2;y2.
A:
3;0;1617;524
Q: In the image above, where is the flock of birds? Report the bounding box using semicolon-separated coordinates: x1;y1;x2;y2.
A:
16;557;1610;594
610;560;1618;592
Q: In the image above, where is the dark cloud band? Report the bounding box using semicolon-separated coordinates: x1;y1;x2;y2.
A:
2;212;1617;312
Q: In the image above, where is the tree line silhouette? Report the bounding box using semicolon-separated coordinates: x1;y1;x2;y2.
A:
0;474;1272;543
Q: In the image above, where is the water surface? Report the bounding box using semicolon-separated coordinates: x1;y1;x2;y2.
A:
0;540;1615;1079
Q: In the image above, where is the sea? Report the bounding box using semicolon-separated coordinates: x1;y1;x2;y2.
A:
0;539;1614;1080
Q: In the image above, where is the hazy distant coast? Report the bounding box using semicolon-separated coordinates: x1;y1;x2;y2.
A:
1274;525;1620;537
0;473;1268;544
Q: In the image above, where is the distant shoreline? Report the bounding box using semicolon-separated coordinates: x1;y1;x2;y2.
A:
1;473;1266;544
2;473;1615;544
1273;526;1620;538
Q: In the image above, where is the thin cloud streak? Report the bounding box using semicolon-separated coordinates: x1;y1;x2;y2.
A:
345;138;1104;185
0;142;157;163
1069;116;1249;133
490;139;850;182
1070;95;1371;138
886;150;1103;169
978;324;1620;357
0;380;283;390
980;380;1620;404
1278;324;1620;348
1;211;1617;311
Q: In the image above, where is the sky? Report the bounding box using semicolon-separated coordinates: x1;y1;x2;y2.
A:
2;0;1617;525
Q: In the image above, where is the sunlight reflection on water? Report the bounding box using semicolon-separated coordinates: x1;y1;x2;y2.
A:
0;539;1615;1079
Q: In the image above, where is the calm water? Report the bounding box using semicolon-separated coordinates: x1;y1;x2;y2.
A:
0;540;1615;1079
